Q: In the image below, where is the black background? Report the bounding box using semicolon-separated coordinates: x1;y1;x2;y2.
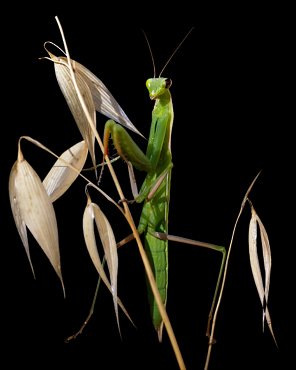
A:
5;9;292;370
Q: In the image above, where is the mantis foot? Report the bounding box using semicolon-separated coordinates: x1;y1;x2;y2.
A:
64;312;93;343
206;333;217;345
207;338;217;345
206;315;217;344
118;198;135;204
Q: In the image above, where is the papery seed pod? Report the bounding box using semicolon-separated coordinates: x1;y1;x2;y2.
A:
83;189;134;334
43;140;88;202
9;147;65;296
248;200;277;346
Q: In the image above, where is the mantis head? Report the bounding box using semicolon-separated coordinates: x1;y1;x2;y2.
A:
143;28;192;101
146;78;172;100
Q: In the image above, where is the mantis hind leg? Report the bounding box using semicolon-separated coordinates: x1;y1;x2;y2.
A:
150;232;226;344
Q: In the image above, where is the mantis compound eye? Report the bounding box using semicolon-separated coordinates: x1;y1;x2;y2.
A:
165;79;172;89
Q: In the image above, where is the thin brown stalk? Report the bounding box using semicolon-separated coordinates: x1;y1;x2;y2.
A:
55;16;186;370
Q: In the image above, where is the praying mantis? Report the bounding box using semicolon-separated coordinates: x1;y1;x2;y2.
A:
61;29;226;346
8;19;282;370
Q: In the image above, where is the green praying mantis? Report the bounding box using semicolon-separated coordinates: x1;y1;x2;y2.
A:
60;28;226;346
9;18;279;370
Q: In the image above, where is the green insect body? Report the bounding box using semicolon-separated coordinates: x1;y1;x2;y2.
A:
104;77;174;340
65;41;226;346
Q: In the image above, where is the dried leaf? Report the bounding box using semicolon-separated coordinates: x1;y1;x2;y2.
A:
256;215;272;326
44;49;97;177
242;170;261;206
249;212;265;304
74;60;145;139
43;141;87;202
9;162;35;278
9;148;65;296
248;204;277;346
83;191;134;333
42;45;145;180
42;44;144;138
265;306;278;347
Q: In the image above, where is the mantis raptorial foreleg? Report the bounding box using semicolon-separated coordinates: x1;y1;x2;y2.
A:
122;162;173;204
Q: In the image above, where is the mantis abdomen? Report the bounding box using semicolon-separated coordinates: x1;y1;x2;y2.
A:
138;157;172;340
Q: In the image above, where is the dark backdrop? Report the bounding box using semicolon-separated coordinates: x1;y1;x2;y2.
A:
5;12;291;370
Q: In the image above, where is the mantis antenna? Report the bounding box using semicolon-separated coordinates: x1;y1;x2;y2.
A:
159;27;194;77
142;30;156;78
